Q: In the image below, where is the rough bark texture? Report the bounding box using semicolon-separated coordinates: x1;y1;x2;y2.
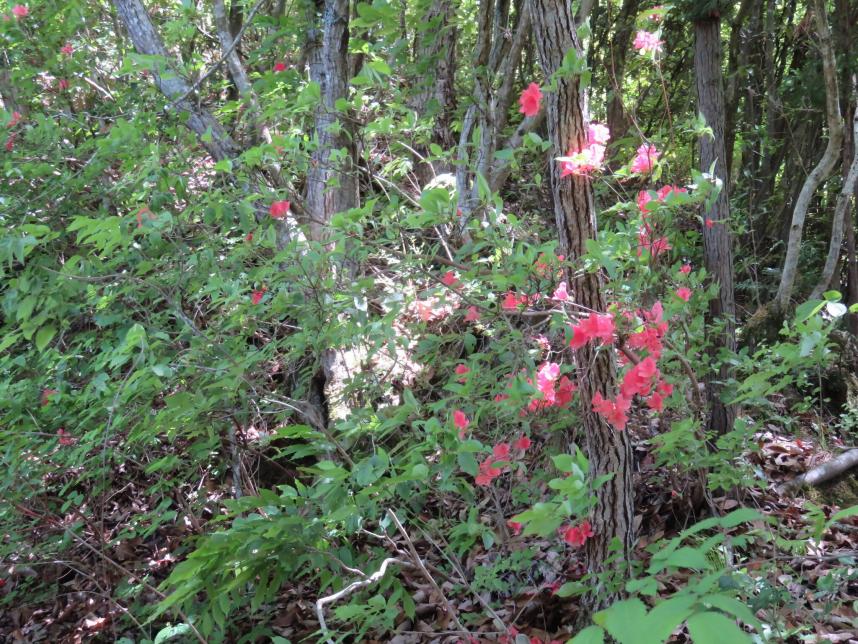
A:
112;0;239;162
774;0;844;310
305;0;358;241
605;0;638;145
694;15;737;437
528;0;634;610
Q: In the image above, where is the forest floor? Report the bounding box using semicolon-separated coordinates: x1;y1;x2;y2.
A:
2;411;858;644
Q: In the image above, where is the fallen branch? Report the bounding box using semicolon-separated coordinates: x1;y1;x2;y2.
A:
315;557;410;644
777;448;858;494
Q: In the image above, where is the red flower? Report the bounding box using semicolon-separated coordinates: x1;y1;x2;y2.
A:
492;442;511;462
5;134;14;152
620;356;659;399
705;218;715;228
441;270;460;288
562;520;594;547
453;409;469;438
251;288;266;304
41;388;58;406
475;455;502;486
464;305;480;322
552;281;569;302
58;78;70;91
680;263;691;274
273;62;287;72
592;391;631;430
269;200;290;219
518;82;542;117
60;42;74;56
7;111;22;128
56;428;75;446
11;4;28;18
514;435;532;451
454;364;470;382
507;520;523;536
245;231;254;242
675;287;692;302
569;312;615;349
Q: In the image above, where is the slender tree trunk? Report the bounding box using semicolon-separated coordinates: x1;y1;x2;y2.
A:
810;95;858;301
112;0;239;162
605;0;639;145
774;0;844;311
305;0;358;241
528;0;633;612
694;13;737;437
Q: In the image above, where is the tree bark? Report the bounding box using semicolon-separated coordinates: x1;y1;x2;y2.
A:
528;0;633;612
605;0;639;145
774;0;844;311
112;0;239;162
305;0;358;241
810;97;858;301
693;14;737;437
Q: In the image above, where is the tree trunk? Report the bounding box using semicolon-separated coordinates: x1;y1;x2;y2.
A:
112;0;239;162
693;14;737;437
809;95;858;301
528;0;634;612
605;0;639;146
305;0;358;241
774;0;844;311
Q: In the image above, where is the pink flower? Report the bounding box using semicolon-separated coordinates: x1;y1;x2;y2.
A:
492;442;511;462
273;62;287;72
705;218;715;228
570;312;615;350
7;111;22;128
620;357;659;399
552;281;569;302
60;42;74;56
251;288;266;305
633;30;663;55
502;291;528;311
557;122;610;177
4;135;14;152
587;122;611;145
657;184;687;201
592;391;631;430
464;305;480;322
675;287;692;302
269;200;290;218
519;82;542;117
58;79;70;91
455;364;470;381
41;388;58;406
562;520;594;547
637;190;655;213
638;227;672;257
630;143;660;174
680;263;692;274
507;520;523;536
555;376;577;407
11;4;28;18
245;231;254;242
514;435;532;451
453;410;469;438
475;456;502;486
441;270;460;288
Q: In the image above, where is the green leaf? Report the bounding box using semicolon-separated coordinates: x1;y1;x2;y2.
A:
570;626;605;644
703;594;761;631
665;546;712;570
593;598;651;643
35;324;56;352
686;611;751;644
154;623;192;643
644;595;696;641
458;451;478;476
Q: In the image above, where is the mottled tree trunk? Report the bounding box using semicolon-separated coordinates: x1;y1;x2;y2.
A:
305;0;358;241
112;0;239;162
528;0;634;612
774;0;844;311
694;14;737;437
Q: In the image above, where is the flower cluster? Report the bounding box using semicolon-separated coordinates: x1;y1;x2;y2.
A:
475;438;530;486
518;82;542;117
569;312;615;349
557;122;610;177
633;29;663;55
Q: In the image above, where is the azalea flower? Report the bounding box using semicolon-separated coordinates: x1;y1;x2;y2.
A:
41;388;58;406
507;520;523;536
569;312;615;349
60;43;74;56
675;287;692;302
552;281;569;302
7;111;22;128
475;455;502;486
630;143;659;174
680;263;692;274
705;218;715;228
592;391;631;430
519;82;542;117
273;62;287;72
454;364;470;382
251;288;266;304
514;435;532;451
633;30;663;55
58;79;70;91
11;4;28;18
56;428;75;446
620;356;659;399
453;410;469;438
269;200;290;219
441;270;460;288
562;520;594;547
557;122;610;177
464;305;480;322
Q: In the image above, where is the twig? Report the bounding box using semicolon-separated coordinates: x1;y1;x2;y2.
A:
315;557;410;644
386;509;467;633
